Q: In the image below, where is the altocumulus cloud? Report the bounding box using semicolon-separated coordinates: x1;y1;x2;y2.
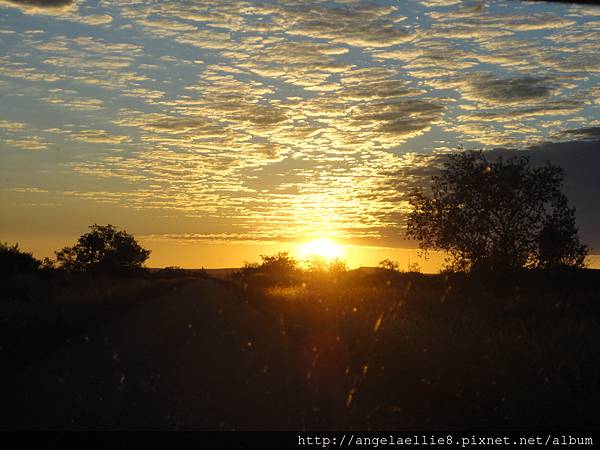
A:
2;0;600;251
556;126;600;141
1;0;76;14
467;74;552;104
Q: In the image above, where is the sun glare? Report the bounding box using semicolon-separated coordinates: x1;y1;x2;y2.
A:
297;238;344;261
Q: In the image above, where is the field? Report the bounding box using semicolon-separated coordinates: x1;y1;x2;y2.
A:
1;268;599;430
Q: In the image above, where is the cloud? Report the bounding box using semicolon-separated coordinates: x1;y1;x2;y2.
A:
1;0;77;15
2;1;113;26
555;126;600;141
77;13;112;26
40;89;105;111
0;119;27;130
0;61;63;82
3;0;72;7
338;80;416;101
6;187;48;193
426;6;575;36
174;29;232;49
456;100;584;125
351;99;444;137
241;105;288;126
469;75;551;104
138;18;197;32
138;117;229;140
503;12;575;32
283;4;413;49
419;0;461;6
71;129;131;145
2;0;600;251
4;136;48;150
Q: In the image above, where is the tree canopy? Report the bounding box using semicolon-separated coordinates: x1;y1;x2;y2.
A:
55;224;150;273
0;242;40;273
406;150;588;272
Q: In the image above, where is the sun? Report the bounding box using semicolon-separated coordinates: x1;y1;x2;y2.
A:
297;238;344;261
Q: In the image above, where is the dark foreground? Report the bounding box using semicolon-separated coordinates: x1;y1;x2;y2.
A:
1;269;599;430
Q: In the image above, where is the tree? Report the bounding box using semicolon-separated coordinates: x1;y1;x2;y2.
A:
257;252;299;274
235;252;300;278
305;256;347;273
406;150;588;272
536;196;588;269
0;242;40;273
55;224;150;273
378;258;400;272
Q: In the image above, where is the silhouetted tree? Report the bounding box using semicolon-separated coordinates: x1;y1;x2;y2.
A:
378;259;400;272
55;224;150;273
329;258;348;274
233;251;300;285
536;196;588;269
406;150;588;272
305;256;347;273
0;242;40;273
258;252;299;274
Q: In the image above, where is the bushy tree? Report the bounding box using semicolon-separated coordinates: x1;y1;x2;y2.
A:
55;224;150;273
257;252;299;274
305;256;347;273
378;259;400;272
536;196;588;269
0;242;40;273
406;150;588;272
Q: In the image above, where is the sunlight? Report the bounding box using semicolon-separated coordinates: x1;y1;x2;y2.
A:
297;238;344;261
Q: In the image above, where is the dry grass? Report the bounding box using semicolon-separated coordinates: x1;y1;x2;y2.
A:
231;268;600;430
2;267;599;430
1;272;190;373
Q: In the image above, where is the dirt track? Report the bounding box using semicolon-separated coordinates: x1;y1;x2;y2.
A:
0;279;303;430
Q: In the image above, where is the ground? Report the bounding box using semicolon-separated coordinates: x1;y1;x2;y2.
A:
1;269;599;430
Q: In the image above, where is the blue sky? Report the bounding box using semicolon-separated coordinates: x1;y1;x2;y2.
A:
1;0;599;268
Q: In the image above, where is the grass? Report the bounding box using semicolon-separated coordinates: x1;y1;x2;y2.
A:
1;266;599;430
229;268;600;430
0;271;195;374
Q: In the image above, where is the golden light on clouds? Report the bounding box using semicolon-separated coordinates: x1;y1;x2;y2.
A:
1;0;599;269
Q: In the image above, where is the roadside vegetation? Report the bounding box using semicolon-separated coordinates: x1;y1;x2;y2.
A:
228;253;600;429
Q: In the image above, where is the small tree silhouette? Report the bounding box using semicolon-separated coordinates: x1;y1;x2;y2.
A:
55;224;150;273
406;150;588;272
536;196;588;269
378;259;400;272
305;256;347;273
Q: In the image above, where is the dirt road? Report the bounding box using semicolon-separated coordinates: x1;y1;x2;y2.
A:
0;279;302;430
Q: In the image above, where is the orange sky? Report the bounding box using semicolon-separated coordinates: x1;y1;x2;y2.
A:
6;229;599;273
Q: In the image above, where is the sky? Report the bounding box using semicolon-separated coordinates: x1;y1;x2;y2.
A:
1;0;599;270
